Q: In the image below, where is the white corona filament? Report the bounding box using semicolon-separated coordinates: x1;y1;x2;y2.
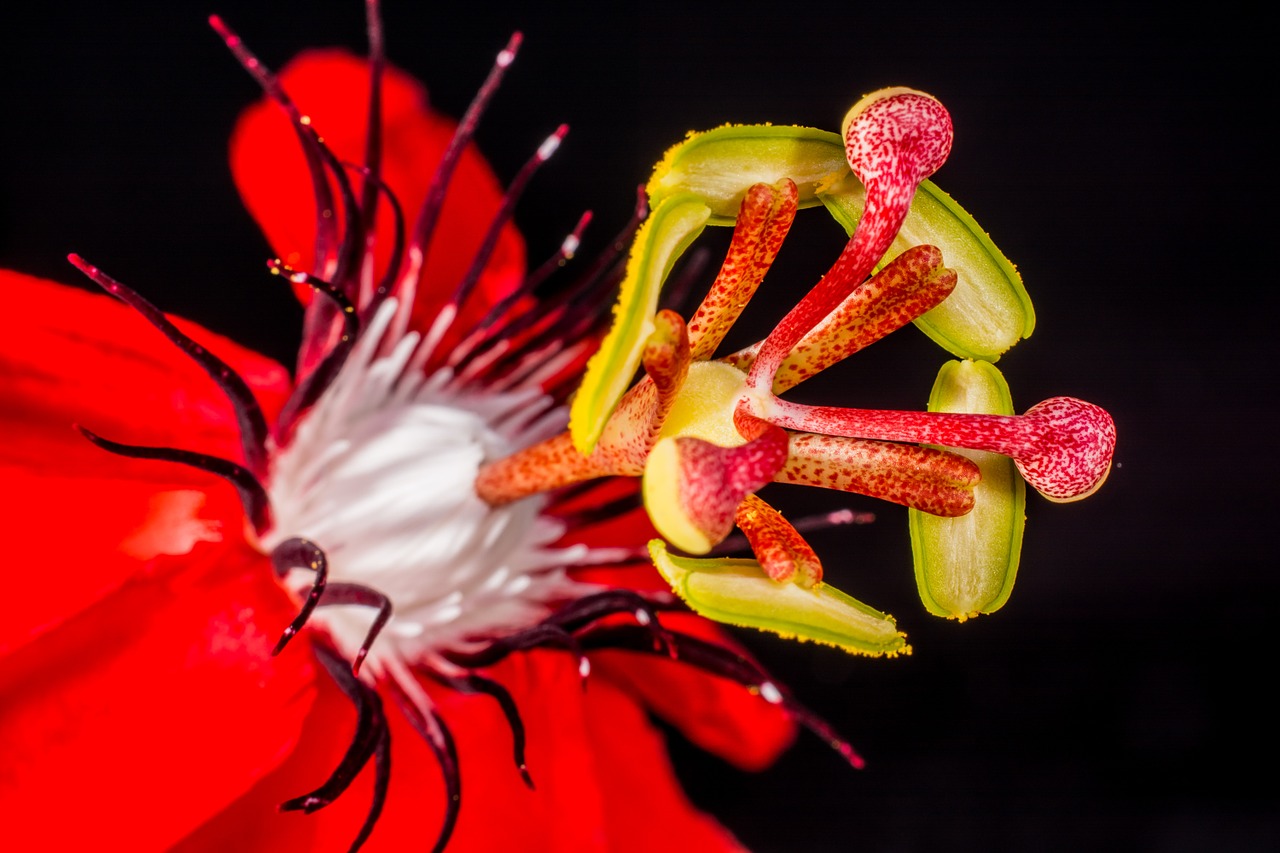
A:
263;299;607;673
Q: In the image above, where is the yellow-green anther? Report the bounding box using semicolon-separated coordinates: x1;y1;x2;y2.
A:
909;359;1026;620
649;540;909;657
647;125;848;224
569;194;710;453
820;177;1034;362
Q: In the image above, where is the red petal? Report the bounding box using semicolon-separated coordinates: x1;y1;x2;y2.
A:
0;471;248;655
229;50;525;329
572;562;796;772
0;543;315;852
591;645;795;773
585;666;749;851
176;651;743;852
168;646;346;853
1;272;290;651
2;271;290;474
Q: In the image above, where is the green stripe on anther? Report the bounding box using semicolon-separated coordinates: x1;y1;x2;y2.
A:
820;178;1034;362
569;194;709;454
647;124;848;224
650;540;908;657
909;359;1027;620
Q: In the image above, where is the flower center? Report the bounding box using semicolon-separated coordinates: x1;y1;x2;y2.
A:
656;361;752;447
261;301;597;670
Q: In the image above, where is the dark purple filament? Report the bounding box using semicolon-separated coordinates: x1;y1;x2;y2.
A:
448;623;590;683
407;32;523;279
444;211;594;373
318;582;393;676
445;124;569;316
67;254;270;475
266;262;359;342
510;211;594;311
270;537;329;656
76;426;272;536
359;0;386;244
282;644;391;853
430;671;534;789
452;209;593;361
545;590;676;656
209;15;338;283
209;13;367;383
273;266;363;444
387;680;461;853
342;162;407;318
462;187;645;367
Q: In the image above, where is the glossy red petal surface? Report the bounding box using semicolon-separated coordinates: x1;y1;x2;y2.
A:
0;471;247;655
574;563;796;773
553;479;796;772
585;668;749;852
176;651;745;852
169;641;349;853
229;50;525;331
1;271;290;651
0;543;315;852
2;271;290;474
592;645;796;774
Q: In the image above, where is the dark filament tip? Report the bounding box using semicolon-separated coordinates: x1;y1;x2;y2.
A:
318;582;393;676
67;254;270;476
431;671;533;789
388;680;461;853
270;538;329;656
76;426;272;536
282;644;390;852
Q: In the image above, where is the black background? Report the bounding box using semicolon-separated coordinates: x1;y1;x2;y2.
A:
3;1;1274;851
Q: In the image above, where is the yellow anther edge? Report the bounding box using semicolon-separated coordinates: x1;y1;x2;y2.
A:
568;194;709;454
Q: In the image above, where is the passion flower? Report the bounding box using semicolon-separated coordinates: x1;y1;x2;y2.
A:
0;2;1115;851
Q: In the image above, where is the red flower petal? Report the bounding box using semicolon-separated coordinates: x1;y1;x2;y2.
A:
591;644;795;773
0;542;314;852
572;563;795;773
0;272;290;651
176;651;745;852
584;667;749;851
0;471;246;655
168;649;347;852
229;50;525;330
2;271;290;474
